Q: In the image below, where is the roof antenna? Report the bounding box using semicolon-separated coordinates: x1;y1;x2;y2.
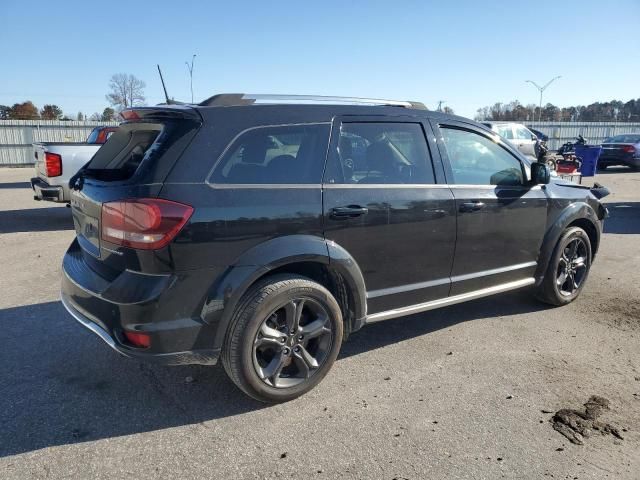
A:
157;64;171;104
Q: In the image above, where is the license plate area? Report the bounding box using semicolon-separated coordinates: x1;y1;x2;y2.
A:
71;194;101;258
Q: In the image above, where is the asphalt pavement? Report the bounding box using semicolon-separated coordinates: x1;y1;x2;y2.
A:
1;167;639;479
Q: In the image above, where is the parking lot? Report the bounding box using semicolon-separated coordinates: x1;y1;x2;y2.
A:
0;167;639;479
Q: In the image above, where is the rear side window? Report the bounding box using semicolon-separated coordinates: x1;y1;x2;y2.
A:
327;122;434;184
210;124;330;184
85;122;162;180
440;127;524;186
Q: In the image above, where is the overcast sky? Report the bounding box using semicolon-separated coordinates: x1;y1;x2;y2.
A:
1;0;638;118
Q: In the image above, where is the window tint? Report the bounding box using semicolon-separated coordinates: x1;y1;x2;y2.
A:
514;126;534;140
210;124;330;184
441;127;524;186
327;122;434;184
495;126;514;139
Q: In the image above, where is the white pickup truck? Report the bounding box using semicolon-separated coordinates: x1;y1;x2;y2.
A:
31;126;117;202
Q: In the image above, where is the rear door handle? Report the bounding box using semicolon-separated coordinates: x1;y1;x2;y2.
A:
330;205;369;219
459;201;486;213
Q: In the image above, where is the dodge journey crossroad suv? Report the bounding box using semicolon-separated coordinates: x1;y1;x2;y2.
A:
61;94;608;402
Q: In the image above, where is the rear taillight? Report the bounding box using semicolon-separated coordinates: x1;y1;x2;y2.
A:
622;145;636;153
45;152;62;177
101;198;193;250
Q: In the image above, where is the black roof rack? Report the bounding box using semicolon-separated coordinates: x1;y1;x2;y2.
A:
198;93;426;109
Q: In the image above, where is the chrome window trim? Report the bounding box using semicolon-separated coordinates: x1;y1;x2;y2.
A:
366;278;535;323
204;122;332;187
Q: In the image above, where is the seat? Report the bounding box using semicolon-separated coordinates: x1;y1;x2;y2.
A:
358;141;399;184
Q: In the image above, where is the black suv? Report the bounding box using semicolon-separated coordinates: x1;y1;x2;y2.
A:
61;94;607;402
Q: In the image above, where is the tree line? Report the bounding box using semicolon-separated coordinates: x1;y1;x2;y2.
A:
475;99;640;122
0;73;147;121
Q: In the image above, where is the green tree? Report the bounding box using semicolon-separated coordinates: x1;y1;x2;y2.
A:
77;112;84;121
101;107;116;121
0;105;10;119
40;104;63;120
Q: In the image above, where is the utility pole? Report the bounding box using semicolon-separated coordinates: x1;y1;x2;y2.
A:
185;54;196;103
525;76;561;122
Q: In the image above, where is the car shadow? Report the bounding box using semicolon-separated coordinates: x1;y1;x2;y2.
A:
341;289;549;359
596;166;636;174
0;181;31;189
0;207;74;234
0;290;550;457
603;202;640;234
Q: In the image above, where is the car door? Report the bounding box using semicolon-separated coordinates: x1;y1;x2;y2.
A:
323;116;456;314
513;125;537;159
431;120;547;296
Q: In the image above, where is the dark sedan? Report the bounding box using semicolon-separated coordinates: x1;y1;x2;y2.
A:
599;134;640;170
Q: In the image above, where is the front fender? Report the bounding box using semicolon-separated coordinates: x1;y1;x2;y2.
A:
200;235;367;351
534;201;601;284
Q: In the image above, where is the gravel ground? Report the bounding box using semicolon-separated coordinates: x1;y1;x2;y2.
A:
0;167;638;479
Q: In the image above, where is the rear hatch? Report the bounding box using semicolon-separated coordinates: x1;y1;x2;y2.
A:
600;143;636;159
69;106;201;275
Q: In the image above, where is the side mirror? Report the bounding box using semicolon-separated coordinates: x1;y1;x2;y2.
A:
531;134;538;141
531;162;551;185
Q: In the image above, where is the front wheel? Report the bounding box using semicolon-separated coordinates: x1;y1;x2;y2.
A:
536;227;592;306
222;275;343;403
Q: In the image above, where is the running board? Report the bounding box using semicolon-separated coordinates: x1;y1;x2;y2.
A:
366;278;535;323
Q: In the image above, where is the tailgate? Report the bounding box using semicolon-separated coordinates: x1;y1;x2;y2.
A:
33;144;47;177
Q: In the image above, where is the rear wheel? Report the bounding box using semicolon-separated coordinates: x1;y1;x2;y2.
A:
536;226;592;306
222;275;343;403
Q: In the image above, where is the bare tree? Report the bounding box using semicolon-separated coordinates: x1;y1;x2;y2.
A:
106;73;146;110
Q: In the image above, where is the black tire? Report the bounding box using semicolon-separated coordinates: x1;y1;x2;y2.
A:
536;227;592;306
222;274;343;403
597;164;607;171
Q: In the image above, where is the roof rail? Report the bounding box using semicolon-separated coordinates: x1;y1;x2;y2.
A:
198;93;426;109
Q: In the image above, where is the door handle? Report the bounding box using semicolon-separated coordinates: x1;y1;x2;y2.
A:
459;201;486;213
330;205;369;219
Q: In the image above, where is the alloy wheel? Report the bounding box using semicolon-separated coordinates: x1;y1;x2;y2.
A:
252;298;333;388
556;238;588;296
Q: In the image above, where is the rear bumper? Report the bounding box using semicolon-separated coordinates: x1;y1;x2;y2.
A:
31;177;66;202
60;239;220;365
598;155;640;168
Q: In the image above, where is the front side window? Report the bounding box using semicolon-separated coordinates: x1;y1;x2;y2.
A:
210;124;330;184
327;122;434;184
440;127;524;186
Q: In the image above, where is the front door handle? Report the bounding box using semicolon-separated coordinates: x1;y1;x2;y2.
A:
459;201;486;213
330;205;369;219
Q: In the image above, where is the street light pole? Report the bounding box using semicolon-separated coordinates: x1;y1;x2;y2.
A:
525;76;561;122
185;54;196;103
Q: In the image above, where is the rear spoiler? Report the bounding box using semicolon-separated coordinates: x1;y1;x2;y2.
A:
119;105;202;122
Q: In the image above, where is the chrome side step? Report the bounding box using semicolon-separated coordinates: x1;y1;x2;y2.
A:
366;278;535;323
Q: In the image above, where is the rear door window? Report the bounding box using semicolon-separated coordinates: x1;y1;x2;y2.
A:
326;122;435;184
209;124;330;184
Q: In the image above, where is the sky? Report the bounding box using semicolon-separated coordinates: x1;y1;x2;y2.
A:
1;0;638;119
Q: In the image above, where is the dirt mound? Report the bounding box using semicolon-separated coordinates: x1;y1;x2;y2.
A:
552;395;623;445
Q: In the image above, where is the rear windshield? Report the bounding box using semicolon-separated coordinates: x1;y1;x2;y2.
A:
605;134;640;144
83;122;162;181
